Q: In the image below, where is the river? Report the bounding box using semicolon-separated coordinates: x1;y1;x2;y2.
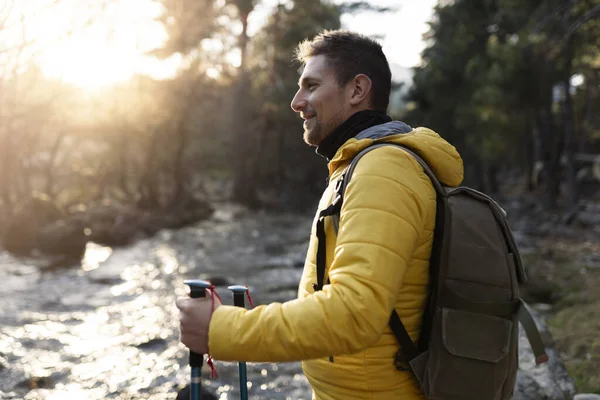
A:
0;204;315;400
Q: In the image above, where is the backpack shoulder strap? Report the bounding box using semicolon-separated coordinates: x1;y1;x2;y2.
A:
332;143;446;234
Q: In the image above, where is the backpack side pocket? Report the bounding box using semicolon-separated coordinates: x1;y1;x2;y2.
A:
413;307;513;400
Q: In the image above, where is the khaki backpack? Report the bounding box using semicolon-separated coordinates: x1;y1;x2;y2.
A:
313;143;548;400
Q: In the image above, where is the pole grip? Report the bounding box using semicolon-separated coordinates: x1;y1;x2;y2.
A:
184;280;212;368
228;285;249;400
228;285;248;308
233;292;245;308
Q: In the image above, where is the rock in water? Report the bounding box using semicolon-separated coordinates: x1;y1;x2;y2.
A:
176;384;217;400
2;193;63;256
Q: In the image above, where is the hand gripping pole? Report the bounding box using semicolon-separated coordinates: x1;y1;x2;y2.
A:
184;280;212;400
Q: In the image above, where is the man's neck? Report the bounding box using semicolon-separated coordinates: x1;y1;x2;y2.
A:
316;110;392;161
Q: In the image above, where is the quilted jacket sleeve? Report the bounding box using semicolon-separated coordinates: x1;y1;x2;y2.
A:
208;146;435;362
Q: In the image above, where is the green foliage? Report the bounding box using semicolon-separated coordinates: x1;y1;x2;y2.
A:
403;0;600;200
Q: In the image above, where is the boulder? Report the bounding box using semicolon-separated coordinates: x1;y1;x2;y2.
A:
2;192;215;259
35;219;87;261
176;384;217;400
69;201;143;247
2;193;63;256
161;195;214;230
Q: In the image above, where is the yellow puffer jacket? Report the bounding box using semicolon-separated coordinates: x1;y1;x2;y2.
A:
208;125;464;399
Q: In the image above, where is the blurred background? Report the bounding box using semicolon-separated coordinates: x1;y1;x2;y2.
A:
0;0;599;399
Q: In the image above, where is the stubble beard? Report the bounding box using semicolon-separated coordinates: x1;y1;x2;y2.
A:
303;118;323;146
303;112;345;147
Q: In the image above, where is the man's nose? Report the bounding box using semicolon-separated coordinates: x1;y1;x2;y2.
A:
290;90;307;113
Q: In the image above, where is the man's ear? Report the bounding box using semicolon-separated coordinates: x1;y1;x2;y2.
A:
348;74;373;106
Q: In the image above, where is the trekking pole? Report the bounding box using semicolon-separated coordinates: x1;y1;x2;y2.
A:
184;279;212;400
228;285;250;400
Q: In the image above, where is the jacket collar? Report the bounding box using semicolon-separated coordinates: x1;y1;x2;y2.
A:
315;110;392;161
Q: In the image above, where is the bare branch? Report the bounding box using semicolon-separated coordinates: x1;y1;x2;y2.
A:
562;3;600;43
0;0;111;56
0;0;16;31
0;0;62;34
338;1;396;15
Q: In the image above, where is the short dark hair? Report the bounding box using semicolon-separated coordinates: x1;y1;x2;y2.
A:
294;30;392;112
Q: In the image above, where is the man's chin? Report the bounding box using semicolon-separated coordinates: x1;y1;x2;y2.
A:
303;130;319;146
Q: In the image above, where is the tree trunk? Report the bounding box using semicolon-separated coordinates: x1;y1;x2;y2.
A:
45;131;66;198
171;112;191;206
118;134;131;198
276;120;286;188
538;103;560;209
230;9;259;208
562;73;578;208
138;130;162;209
486;164;499;195
0;137;15;213
525;113;536;191
580;70;597;153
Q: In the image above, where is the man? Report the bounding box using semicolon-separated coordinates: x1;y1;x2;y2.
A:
177;30;463;399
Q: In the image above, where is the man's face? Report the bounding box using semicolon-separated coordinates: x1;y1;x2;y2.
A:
290;55;351;146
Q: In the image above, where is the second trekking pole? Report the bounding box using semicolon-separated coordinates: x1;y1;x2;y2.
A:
184;279;212;400
228;285;250;400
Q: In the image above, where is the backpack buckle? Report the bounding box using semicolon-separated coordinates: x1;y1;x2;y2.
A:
394;350;411;372
329;176;345;210
334;176;344;192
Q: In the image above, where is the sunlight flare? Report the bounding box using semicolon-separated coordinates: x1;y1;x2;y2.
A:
3;0;178;89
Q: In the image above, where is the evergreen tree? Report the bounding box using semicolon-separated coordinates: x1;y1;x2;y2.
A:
404;0;600;207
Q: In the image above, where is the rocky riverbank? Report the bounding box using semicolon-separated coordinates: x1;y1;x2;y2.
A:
0;205;312;399
0;196;599;399
503;193;600;396
1;193;214;267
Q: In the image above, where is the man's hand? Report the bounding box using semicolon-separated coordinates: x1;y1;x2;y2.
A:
176;291;221;354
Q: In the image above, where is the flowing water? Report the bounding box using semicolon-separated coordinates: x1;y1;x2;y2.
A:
0;205;315;400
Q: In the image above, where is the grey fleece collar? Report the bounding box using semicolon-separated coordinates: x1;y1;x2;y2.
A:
354;121;413;140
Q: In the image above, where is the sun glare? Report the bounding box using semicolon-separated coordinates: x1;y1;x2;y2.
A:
3;0;179;90
41;36;137;89
2;0;436;90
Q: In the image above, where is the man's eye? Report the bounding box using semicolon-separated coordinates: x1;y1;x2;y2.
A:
308;83;318;91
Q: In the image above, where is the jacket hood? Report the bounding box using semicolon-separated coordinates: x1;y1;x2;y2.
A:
328;121;464;187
